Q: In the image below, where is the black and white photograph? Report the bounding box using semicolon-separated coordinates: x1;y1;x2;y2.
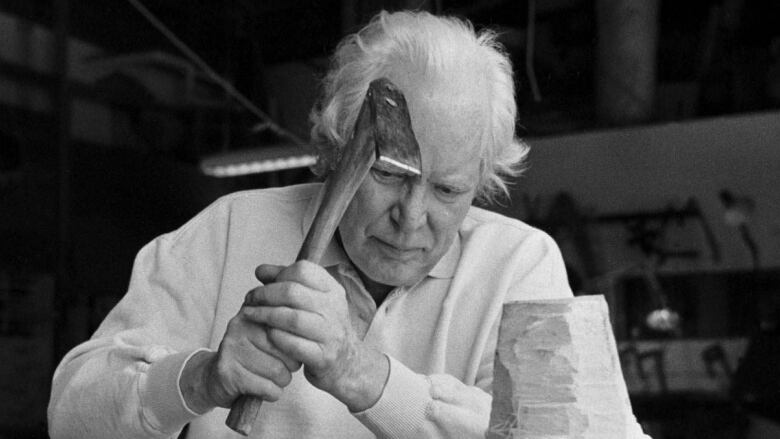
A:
1;1;779;438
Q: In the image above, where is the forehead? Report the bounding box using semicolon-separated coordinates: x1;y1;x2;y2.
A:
386;69;489;181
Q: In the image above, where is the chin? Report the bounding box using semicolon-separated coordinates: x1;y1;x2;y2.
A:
362;260;426;288
343;236;431;288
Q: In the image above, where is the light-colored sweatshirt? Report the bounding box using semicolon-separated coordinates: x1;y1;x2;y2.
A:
48;183;647;438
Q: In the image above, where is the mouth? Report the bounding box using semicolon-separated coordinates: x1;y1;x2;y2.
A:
372;237;424;258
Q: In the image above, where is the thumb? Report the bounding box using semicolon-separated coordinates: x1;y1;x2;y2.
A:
255;264;285;284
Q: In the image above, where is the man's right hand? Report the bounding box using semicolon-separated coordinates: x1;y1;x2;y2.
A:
179;303;302;414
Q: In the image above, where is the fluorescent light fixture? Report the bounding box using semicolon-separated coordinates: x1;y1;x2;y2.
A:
200;144;316;177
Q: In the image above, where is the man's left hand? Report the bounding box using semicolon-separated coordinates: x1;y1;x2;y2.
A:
243;261;389;412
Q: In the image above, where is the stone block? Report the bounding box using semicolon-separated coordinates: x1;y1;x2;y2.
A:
487;295;634;438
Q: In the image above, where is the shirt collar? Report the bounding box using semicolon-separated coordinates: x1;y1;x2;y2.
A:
300;182;461;279
427;233;460;279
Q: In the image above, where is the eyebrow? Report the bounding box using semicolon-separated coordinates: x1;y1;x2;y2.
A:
373;159;478;188
430;172;477;189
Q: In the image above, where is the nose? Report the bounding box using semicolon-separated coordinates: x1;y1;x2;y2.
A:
390;183;428;232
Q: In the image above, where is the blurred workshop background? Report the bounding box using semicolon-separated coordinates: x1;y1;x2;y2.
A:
0;0;779;438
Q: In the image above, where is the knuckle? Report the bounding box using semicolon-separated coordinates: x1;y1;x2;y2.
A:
238;306;259;324
296;260;318;276
278;369;293;387
286;284;308;307
269;361;292;385
265;327;280;344
286;359;303;372
266;327;286;348
243;288;256;305
283;308;299;329
286;260;318;283
275;265;297;283
225;316;245;335
245;377;278;401
214;357;234;383
269;306;294;329
237;307;251;319
262;384;283;402
245;287;265;305
256;326;273;347
291;260;311;274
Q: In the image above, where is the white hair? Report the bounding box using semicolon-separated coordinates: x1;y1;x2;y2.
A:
309;10;528;203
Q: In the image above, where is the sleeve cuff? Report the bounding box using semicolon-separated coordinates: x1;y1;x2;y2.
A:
353;355;432;437
140;348;210;433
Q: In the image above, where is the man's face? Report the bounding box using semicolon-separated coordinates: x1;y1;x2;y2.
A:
338;81;483;291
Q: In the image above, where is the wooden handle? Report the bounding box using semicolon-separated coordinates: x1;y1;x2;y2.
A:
225;395;262;435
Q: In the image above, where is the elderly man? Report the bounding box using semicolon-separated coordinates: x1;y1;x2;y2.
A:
48;10;648;439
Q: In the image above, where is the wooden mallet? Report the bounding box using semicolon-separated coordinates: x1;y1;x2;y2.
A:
226;77;422;435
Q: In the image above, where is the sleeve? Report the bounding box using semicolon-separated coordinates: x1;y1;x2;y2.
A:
356;230;652;438
353;356;491;438
47;203;228;439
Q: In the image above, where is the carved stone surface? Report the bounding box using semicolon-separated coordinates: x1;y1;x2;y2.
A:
487;296;634;439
